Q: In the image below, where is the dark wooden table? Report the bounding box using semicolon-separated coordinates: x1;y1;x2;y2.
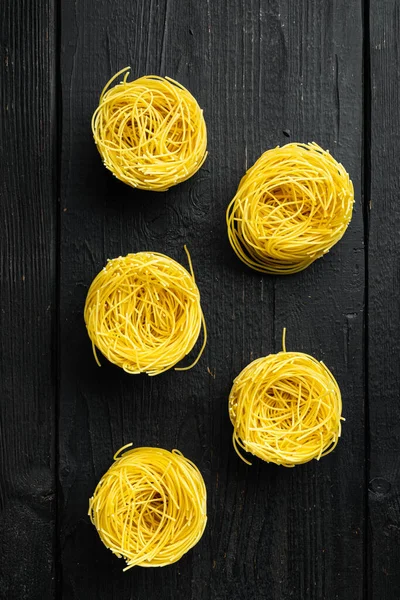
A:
1;1;399;598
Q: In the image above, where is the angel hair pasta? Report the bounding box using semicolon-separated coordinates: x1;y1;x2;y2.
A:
226;142;354;274
89;444;207;570
91;67;207;191
229;330;342;467
84;247;207;375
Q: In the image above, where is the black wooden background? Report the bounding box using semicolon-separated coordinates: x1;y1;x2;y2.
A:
1;0;399;598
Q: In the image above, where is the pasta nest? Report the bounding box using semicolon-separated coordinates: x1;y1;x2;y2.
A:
227;142;354;274
92;68;208;191
89;445;207;569
229;336;342;466
84;249;206;375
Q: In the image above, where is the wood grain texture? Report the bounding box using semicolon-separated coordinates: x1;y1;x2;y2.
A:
59;1;364;598
368;1;400;597
0;1;56;599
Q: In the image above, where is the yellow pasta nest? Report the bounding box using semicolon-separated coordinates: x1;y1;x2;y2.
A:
84;248;207;375
229;332;342;466
89;445;207;569
227;142;354;274
92;67;208;191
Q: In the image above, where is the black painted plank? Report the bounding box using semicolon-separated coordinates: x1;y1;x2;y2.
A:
0;1;56;599
59;1;364;598
269;3;365;598
368;2;400;598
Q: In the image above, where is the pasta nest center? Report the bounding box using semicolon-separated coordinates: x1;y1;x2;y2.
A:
92;68;208;191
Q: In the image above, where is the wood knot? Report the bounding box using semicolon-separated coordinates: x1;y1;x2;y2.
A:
369;477;391;496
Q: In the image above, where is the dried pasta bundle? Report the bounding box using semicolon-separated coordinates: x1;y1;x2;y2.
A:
92;67;207;191
89;445;207;569
227;142;354;274
229;332;342;466
84;248;206;375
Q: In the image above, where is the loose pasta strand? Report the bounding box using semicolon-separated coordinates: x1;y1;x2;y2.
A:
227;142;354;274
84;249;207;375
92;68;208;191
